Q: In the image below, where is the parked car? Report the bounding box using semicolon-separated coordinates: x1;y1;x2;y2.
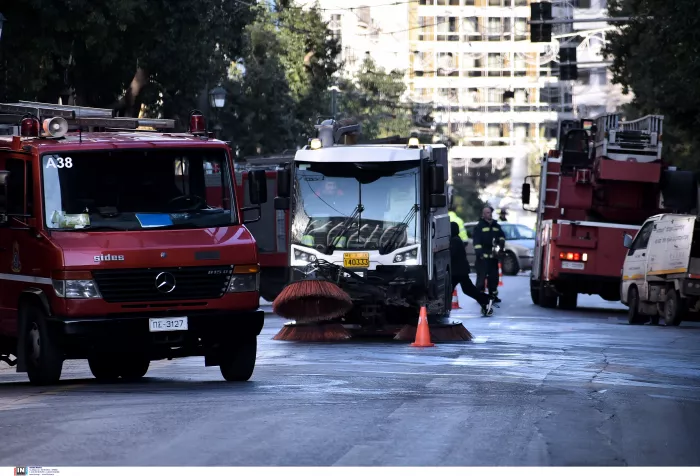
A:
464;221;535;275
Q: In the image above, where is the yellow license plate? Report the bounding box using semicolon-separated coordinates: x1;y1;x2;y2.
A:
343;252;370;268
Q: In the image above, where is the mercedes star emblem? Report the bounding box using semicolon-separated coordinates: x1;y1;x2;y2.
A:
155;271;176;293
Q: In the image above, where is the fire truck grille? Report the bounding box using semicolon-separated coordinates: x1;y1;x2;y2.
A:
92;266;233;303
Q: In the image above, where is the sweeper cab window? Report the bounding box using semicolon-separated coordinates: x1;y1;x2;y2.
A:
291;160;421;254
41;149;236;231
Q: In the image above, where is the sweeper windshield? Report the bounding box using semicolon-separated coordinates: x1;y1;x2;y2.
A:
291;160;421;255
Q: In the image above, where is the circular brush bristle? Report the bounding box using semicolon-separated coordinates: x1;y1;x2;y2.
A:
273;280;353;322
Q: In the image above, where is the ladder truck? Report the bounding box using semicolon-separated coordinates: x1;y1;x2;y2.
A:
233;154;294;302
521;113;697;310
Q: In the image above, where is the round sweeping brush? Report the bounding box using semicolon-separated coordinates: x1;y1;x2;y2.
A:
272;279;353;322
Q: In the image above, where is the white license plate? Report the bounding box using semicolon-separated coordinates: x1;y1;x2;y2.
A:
149;317;188;332
562;261;585;270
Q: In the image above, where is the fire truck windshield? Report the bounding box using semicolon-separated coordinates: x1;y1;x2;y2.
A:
41;149;237;231
291;160;421;253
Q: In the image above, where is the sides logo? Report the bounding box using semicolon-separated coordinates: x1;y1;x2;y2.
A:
11;241;21;273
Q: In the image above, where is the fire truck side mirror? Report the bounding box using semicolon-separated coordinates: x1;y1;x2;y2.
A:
521;183;531;205
0;170;9;215
276;167;291;198
623;234;633;249
429;164;445;195
248;169;268;205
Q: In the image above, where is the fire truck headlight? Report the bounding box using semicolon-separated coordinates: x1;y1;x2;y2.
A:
53;280;101;299
227;265;260;293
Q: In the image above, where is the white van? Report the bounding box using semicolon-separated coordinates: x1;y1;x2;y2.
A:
621;214;700;326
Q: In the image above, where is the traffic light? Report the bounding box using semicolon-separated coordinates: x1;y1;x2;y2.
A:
560;65;578;80
559;46;578;80
530;2;553;43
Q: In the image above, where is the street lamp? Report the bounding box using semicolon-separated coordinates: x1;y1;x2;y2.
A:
208;86;227;138
0;13;6;42
209;86;227;110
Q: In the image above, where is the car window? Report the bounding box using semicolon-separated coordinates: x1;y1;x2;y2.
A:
516;225;535;239
501;224;518;240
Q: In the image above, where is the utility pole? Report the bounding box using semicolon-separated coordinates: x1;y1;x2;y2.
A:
329;86;340;118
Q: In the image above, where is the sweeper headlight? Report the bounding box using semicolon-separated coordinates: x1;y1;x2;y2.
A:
393;248;418;264
294;250;317;263
227;265;260;293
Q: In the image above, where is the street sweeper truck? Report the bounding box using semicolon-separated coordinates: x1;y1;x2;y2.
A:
521;113;698;313
271;119;470;341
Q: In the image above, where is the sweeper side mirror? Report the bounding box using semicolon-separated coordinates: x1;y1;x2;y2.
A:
248;169;268;205
429;164;445;195
521;183;531;205
274;166;291;210
623;233;633;249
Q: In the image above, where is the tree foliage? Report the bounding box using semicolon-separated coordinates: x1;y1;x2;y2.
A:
0;0;254;126
220;3;341;156
604;0;700;167
336;57;413;141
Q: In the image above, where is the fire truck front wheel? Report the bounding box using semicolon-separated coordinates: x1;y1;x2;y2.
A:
21;304;64;386
219;334;257;382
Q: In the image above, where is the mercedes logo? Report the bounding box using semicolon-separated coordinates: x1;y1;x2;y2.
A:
155;271;176;293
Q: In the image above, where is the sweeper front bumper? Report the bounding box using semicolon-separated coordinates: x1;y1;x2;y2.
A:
290;264;428;306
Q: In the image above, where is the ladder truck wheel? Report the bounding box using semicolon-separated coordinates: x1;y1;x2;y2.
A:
664;289;685;327
219;334;257;382
530;279;540;305
22;304;64;386
558;293;578;310
627;285;648;325
88;354;121;382
119;354;151;381
538;282;558;309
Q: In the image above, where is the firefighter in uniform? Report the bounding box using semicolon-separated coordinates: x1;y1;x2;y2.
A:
448;209;468;242
472;206;506;303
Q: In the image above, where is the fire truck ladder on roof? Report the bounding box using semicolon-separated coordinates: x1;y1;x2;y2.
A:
0;101;175;130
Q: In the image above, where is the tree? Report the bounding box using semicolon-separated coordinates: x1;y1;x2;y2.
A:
336;57;413;140
0;0;254;126
604;0;700;167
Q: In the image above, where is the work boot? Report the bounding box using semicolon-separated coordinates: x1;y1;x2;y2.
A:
491;293;502;304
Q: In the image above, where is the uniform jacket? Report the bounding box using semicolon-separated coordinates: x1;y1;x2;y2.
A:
450;222;471;279
472;218;506;259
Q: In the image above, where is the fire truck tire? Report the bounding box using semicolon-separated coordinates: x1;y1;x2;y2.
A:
558;293;578;310
664;289;684;327
626;286;647;325
88;355;121;382
23;304;64;386
530;280;540;305
538;282;558;308
119;355;151;381
219;335;257;382
502;252;520;276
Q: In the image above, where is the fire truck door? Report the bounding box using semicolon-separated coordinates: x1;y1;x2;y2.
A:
0;156;39;336
622;221;654;301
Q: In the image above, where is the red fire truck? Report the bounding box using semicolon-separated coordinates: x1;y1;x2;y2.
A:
233;154;294;302
0;101;268;385
522;114;697;310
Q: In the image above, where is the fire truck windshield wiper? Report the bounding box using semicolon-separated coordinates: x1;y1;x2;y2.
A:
379;204;418;255
325;204;364;255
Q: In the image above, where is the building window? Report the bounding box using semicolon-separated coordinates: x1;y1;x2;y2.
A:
487;18;502;41
418;17;433;41
436;17;459;42
462;17;480;41
329;14;342;41
356;6;371;27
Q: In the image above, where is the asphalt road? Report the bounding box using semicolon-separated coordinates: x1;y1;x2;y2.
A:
2;275;700;466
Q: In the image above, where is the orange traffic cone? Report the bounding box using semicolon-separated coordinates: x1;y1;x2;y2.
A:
451;289;461;309
411;306;435;347
498;263;504;287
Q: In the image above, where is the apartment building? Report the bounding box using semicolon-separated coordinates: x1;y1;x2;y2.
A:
297;0;628;209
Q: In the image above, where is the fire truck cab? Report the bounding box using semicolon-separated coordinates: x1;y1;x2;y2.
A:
0;101;268;385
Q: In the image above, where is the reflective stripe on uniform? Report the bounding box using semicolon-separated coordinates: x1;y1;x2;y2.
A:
474;244;482;249
482;227;490;232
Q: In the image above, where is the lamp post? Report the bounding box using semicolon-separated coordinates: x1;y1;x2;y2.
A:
208;86;227;138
